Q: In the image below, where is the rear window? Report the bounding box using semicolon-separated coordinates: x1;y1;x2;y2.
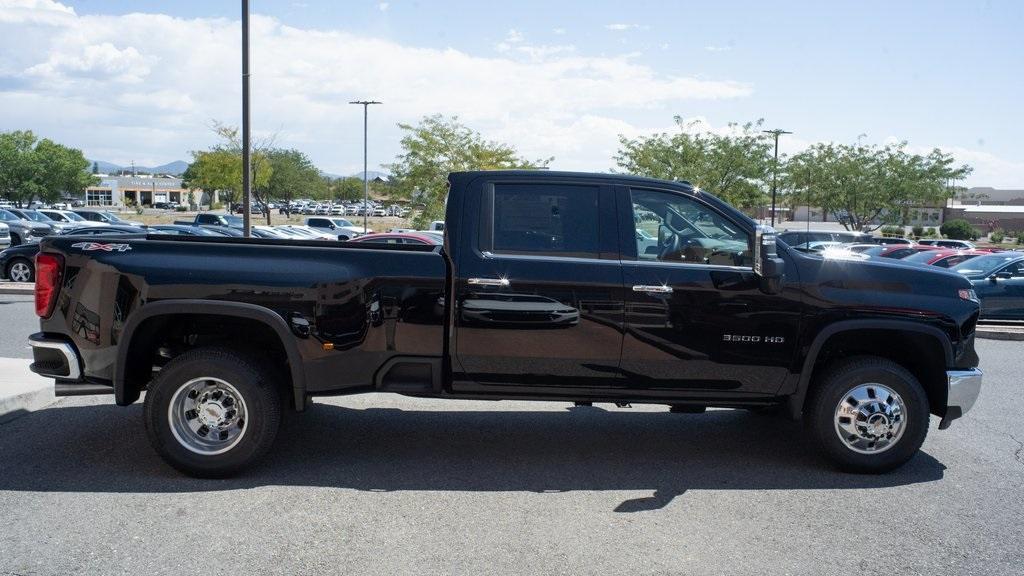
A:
489;183;599;258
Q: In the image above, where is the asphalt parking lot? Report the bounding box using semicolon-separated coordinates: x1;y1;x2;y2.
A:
0;339;1021;576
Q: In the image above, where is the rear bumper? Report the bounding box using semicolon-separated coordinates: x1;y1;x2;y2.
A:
29;334;81;381
939;368;983;429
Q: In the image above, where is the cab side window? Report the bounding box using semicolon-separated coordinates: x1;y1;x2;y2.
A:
488;183;600;258
630;188;752;267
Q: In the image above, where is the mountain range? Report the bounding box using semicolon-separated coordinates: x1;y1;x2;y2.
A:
89;159;190;176
89;161;388;181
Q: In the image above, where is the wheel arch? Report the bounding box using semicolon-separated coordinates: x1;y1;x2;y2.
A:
787;320;952;420
115;300;307;410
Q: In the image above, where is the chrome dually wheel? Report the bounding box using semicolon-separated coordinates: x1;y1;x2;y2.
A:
168;377;248;455
834;383;906;454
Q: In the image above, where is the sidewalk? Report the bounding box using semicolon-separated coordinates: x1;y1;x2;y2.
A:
0;281;34;295
976;322;1024;341
0;357;55;423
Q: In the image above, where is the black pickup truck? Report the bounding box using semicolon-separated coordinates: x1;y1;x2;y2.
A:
29;171;982;477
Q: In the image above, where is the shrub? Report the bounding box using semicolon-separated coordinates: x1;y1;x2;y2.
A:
911;225;924;238
923;227;937;238
1018;235;1023;245
940;219;977;240
175;205;188;212
880;225;904;237
210;202;223;210
990;228;1005;243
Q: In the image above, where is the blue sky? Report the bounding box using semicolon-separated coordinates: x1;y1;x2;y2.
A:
2;0;1022;185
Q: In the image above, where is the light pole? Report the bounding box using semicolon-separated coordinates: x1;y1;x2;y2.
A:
762;128;791;227
241;0;252;237
349;100;381;231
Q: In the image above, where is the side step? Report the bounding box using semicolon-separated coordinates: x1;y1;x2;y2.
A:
55;383;115;396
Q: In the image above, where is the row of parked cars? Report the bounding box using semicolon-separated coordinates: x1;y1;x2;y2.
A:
285;200;409;217
0;209;445;283
779;229;1024;320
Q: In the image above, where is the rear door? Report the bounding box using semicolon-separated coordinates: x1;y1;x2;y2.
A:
451;176;625;391
617;185;801;397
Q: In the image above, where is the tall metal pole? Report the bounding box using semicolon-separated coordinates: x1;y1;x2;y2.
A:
241;0;252;237
349;100;381;231
762;129;792;227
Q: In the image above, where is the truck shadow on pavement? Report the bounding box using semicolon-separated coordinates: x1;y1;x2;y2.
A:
0;400;946;512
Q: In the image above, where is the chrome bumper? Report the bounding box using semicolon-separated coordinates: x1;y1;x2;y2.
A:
939;368;982;429
28;334;81;381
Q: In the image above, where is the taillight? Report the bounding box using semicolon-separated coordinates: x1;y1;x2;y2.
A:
35;253;64;318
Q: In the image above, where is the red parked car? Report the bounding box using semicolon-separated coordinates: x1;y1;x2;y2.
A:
875;245;942;259
899;249;986;268
349;232;443;246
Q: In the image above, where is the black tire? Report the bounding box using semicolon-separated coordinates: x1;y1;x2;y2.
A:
6;257;34;283
143;347;283;478
806;356;929;474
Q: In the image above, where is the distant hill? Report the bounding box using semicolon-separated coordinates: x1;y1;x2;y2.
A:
320;170;391;181
89;159;189;176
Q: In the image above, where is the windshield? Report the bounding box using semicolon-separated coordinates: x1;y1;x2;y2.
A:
331;218;354;227
223;215;243;226
59;211;86;222
951;254;1023;278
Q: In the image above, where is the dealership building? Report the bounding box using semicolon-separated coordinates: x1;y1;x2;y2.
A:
82;175;204;207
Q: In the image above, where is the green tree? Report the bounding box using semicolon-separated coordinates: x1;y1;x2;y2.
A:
614;117;773;210
263;149;325;215
181;123;272;216
387;115;551;226
92;161;99;174
0;130;97;206
786;142;971;231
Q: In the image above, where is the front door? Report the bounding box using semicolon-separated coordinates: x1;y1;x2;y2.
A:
451;176;625;391
618;186;802;397
977;260;1024;319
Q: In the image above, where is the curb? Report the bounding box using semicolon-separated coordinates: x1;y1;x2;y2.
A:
0;385;56;424
976;326;1024;341
0;282;34;295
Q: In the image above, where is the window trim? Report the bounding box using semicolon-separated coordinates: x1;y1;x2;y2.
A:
621;185;755;270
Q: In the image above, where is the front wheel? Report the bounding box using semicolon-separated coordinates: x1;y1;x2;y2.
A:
806;356;929;473
144;347;283;477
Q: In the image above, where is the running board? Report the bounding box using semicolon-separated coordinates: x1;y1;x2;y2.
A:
55;383;115;396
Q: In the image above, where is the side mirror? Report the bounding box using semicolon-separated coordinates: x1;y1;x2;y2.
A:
329;224;336;229
754;225;785;294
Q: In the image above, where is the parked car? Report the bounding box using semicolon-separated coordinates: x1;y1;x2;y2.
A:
250;226;290;239
305;217;369;240
30;170;981;478
0;209;52;245
777;229;873;249
919;239;975;250
149;225;225;236
846;244;888;257
6;208;75;235
899;249;985;269
200;225;244;237
876;245;942;259
950;253;1024;319
872;237;915;246
349;232;443;245
0;222;9;250
276;225;336;240
175;213;244;229
73;209;145;227
37;209;106;228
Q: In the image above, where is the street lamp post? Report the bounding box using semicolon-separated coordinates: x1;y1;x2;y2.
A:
762;128;792;227
349;100;382;231
241;0;252;237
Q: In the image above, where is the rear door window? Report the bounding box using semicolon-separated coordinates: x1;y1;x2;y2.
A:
487;183;600;258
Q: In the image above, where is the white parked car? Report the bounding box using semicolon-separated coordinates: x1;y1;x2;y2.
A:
37;209;107;227
305;217;370;240
277;225;336;240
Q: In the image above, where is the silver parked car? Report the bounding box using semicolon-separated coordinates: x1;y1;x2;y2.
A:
0;209;51;245
0;222;10;249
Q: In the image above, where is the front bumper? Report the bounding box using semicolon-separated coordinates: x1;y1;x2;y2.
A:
939;368;983;429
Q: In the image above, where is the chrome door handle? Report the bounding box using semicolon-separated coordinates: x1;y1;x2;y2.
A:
467;278;510;287
632;285;673;294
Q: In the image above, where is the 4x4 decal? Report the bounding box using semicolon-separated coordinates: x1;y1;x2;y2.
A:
71;242;132;252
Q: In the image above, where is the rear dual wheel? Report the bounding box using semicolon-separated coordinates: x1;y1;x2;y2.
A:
144;347;282;477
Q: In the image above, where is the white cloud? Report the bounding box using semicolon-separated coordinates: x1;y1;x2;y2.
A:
0;0;74;25
604;23;647;31
552;27;566;35
378;2;389;12
704;44;733;52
